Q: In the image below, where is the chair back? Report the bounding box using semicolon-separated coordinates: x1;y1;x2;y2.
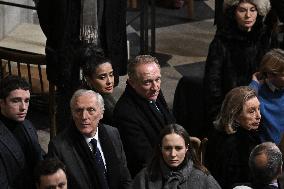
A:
198;137;208;164
0;47;56;138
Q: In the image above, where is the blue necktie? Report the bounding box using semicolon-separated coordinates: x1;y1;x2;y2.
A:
90;138;109;189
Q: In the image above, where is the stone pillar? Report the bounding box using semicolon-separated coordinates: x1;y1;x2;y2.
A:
0;0;36;40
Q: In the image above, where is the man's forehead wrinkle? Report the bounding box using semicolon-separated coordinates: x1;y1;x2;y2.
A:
75;104;96;109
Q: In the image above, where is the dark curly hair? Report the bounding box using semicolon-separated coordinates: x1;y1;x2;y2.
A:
0;75;30;99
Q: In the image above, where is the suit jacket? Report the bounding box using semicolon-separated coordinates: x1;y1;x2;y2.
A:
0;120;43;189
113;83;175;177
47;123;131;189
37;0;127;86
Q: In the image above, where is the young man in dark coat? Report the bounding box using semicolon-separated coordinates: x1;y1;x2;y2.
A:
0;76;43;189
113;55;175;177
47;89;131;189
36;0;127;132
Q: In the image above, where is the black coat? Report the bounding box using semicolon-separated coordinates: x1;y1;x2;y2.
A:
113;83;175;177
47;123;131;189
206;127;261;189
101;93;116;126
204;20;278;125
0;120;43;189
270;0;284;23
37;0;127;86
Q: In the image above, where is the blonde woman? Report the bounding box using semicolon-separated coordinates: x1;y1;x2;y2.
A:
205;86;261;189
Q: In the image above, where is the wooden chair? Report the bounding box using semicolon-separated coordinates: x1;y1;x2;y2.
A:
0;47;56;138
189;136;209;165
198;137;208;164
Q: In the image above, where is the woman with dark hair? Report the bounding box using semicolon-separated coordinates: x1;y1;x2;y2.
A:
133;124;221;189
204;0;278;128
81;47;116;125
205;86;261;189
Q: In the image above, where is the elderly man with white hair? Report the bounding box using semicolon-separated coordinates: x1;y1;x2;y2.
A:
47;89;131;189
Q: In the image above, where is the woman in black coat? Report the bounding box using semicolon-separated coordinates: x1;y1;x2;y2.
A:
204;0;278;126
205;86;262;189
81;47;116;126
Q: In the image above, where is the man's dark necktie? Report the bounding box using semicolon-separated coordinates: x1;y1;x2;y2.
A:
150;100;161;114
90;138;109;189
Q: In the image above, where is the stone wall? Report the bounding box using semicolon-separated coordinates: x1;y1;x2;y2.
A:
0;0;36;39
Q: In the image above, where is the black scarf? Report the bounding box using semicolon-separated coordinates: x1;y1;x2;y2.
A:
70;123;121;189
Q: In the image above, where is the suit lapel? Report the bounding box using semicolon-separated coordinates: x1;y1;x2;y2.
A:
0;121;25;168
99;125;120;189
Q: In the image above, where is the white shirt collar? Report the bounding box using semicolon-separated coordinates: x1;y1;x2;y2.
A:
269;181;278;188
266;79;284;92
84;129;99;145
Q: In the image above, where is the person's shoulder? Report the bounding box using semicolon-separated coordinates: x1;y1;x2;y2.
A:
115;91;135;110
50;127;72;146
23;119;33;126
189;167;221;188
0;120;9;137
207;32;227;54
100;123;121;138
116;88;137;103
114;92;143;117
21;119;39;136
133;167;149;185
101;123;118;133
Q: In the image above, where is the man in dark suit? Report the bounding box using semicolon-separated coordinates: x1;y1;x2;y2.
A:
48;89;131;189
36;0;127;132
113;55;175;177
249;142;282;189
0;76;43;189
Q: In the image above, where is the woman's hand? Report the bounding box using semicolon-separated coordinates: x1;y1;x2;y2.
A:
252;72;260;82
252;72;264;84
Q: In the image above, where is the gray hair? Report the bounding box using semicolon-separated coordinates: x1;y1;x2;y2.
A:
70;89;105;112
127;55;160;80
233;186;252;189
249;142;283;185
